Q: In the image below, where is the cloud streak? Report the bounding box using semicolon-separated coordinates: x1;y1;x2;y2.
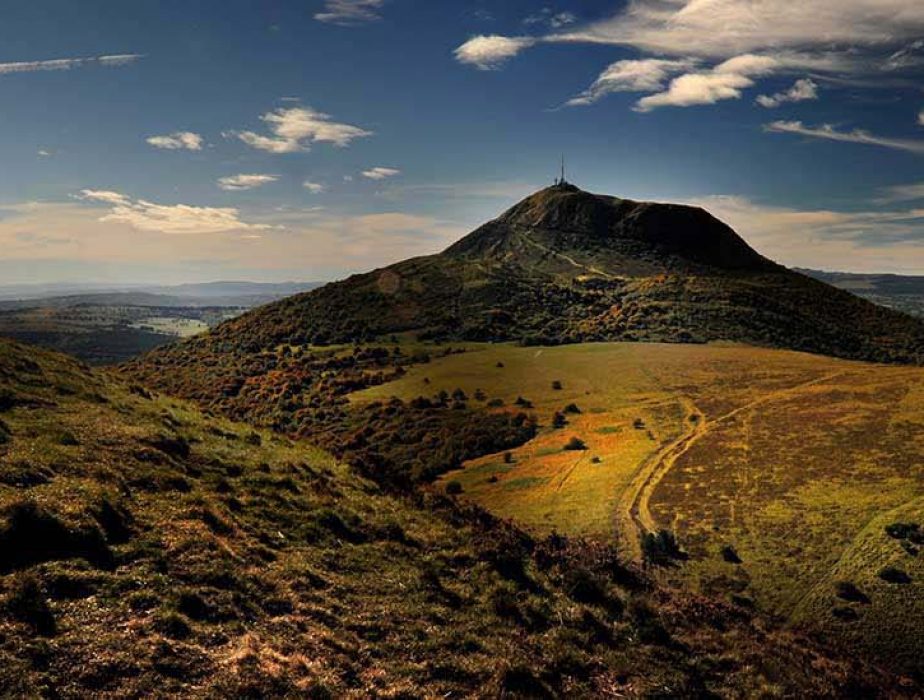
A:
764;120;924;155
0;53;142;75
217;174;279;191
229;106;373;154
78;190;269;234
756;78;818;108
315;0;385;25
454;36;536;70
362;167;401;180
146;132;204;151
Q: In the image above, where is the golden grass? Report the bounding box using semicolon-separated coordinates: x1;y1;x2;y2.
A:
354;341;924;673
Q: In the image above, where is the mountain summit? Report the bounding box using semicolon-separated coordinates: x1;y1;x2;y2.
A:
446;185;777;274
176;184;924;364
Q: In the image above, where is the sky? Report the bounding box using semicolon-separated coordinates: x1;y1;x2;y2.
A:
2;0;924;284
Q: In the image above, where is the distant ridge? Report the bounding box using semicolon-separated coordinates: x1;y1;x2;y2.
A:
140;184;924;364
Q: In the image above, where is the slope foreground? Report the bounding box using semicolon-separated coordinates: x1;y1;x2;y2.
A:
355;342;924;677
4;337;913;696
199;184;924;364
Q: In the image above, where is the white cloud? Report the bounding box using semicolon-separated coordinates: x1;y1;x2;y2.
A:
0;53;142;75
877;182;924;202
303;181;326;194
687;194;924;271
78;190;269;234
454;35;536;70
635;54;780;111
756;78;818;108
315;0;385;25
919;109;924;126
362;167;401;180
456;1;924;113
552;1;924;60
229;106;373;154
525;10;577;29
217;174;279;191
146;131;204;151
566;58;696;106
37;149;52;157
764;120;924;155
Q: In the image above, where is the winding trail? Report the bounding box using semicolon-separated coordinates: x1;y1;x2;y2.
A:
618;370;848;561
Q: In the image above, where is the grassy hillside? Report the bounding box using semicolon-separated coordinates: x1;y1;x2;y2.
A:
353;342;924;677
5;338;907;696
184;186;924;365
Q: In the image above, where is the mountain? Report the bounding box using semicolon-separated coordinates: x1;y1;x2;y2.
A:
2;337;905;696
197;184;924;364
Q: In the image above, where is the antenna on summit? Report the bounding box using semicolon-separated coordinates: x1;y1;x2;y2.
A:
555;154;568;187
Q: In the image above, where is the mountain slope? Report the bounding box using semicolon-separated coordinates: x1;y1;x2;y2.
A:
1;338;909;697
196;184;924;364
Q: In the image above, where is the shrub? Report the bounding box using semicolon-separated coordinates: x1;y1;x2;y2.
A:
633;418;646;430
551;380;563;391
445;480;463;496
563;403;581;414
879;566;911;584
552;412;568;429
0;501;113;572
641;529;686;566
835;581;870;604
563;437;587;451
6;574;56;636
503;451;514;464
721;545;742;564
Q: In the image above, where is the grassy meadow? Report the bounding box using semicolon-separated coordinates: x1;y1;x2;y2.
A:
354;341;924;673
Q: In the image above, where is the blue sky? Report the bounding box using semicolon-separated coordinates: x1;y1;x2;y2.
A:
2;0;924;284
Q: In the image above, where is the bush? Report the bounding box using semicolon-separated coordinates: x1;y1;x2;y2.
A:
552;412;568;429
551;380;563;391
563;403;581;414
835;581;870;604
445;480;463;496
641;529;686;566
721;545;742;564
6;574;56;636
563;437;587;451
879;566;911;584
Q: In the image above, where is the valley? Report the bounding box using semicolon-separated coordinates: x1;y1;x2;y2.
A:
354;342;924;674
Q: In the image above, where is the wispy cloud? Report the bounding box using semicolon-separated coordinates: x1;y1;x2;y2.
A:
919;108;924;126
146;132;204;151
0;53;142;75
315;0;385;26
217;174;279;191
78;190;269;234
303;181;326;194
456;0;924;112
524;9;576;29
566;58;696;106
877;182;924;202
228;106;372;154
764;120;924;155
756;78;818;108
688;194;924;271
362;167;401;180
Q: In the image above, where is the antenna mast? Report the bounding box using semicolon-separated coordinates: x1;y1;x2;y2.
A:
560;154;565;185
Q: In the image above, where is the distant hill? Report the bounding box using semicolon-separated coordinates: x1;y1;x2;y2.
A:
193;184;924;364
799;268;924;319
0;281;323;309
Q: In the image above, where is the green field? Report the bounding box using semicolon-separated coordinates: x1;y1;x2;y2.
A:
354;341;924;673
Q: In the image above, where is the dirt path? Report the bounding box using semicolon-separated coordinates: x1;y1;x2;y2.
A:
617;370;847;561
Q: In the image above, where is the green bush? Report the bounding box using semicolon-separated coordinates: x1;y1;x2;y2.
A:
563;437;587;451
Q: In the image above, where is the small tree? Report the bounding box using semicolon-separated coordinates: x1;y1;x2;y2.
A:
563;436;587;451
552;412;568;429
551;380;563;391
445;481;464;496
